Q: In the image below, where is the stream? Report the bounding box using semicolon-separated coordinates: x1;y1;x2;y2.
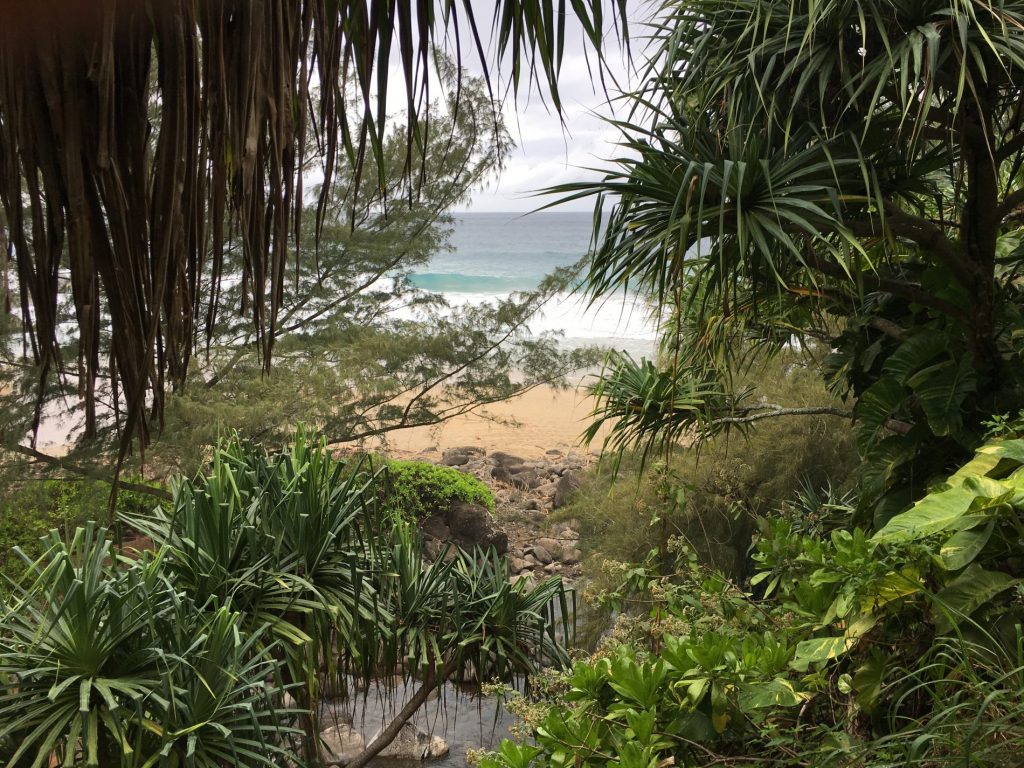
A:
320;678;518;767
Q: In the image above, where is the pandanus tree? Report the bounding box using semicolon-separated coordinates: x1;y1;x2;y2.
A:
0;0;626;468
567;0;1024;518
1;432;574;767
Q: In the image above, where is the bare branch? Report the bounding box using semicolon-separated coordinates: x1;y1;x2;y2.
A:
7;444;171;501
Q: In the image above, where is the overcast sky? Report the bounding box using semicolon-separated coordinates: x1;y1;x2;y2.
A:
454;4;643;213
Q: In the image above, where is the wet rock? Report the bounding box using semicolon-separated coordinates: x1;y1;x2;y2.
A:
553;471;582;509
529;544;553;565
370;722;449;761
445;502;508;555
321;723;365;764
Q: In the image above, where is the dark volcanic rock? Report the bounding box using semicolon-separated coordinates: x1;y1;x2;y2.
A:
421;515;451;540
491;465;514;485
445;501;508;555
490;451;525;468
449;445;485;456
441;453;471;466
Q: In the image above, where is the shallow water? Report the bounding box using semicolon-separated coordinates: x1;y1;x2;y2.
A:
321;679;518;767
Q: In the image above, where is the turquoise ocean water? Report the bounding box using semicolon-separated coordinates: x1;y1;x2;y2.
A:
408;211;656;355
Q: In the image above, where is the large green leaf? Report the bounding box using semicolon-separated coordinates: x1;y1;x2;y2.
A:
882;331;948;383
738;678;810;710
933;564;1019;633
938;522;994;571
855;377;906;452
790;636;851;672
872;476;1013;544
977;439;1024;465
906;356;977;437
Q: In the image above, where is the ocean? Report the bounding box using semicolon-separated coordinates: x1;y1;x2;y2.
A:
409;211;657;357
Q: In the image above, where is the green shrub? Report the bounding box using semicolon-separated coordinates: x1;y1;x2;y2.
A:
484;435;1024;768
561;357;859;578
0;478;154;584
382;460;494;519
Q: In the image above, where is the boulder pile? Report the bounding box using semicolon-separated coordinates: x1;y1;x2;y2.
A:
416;446;592;583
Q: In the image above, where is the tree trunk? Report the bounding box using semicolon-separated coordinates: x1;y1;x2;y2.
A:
342;657;459;768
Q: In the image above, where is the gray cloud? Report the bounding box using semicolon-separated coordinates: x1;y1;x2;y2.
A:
458;4;643;212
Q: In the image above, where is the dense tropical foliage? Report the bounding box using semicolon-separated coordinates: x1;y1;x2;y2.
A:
483;427;1024;768
0;431;572;767
468;1;1024;766
569;0;1024;519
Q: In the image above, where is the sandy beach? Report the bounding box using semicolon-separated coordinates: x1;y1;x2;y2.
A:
366;384;604;461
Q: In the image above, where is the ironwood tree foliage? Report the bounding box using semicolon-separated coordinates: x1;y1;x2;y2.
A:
0;62;599;474
0;0;625;456
567;0;1024;515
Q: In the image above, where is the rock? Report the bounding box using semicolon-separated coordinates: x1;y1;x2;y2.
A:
491;466;513;485
544;562;560;574
553;471;582;509
490;451;525;468
421;516;451;540
545;448;563;456
423;537;445;561
524;553;541;567
524;498;541;511
449;445;485;456
370;722;449;761
536;480;558;497
441;453;470;466
534;537;563;559
445;502;508;554
321;723;365;763
529;544;553;565
561;547;582;565
509;469;538;490
510;556;530;572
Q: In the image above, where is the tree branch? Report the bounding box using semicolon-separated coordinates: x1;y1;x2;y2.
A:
709;405;854;426
7;444;171;500
341;657;460;768
708;403;912;435
801;239;970;324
